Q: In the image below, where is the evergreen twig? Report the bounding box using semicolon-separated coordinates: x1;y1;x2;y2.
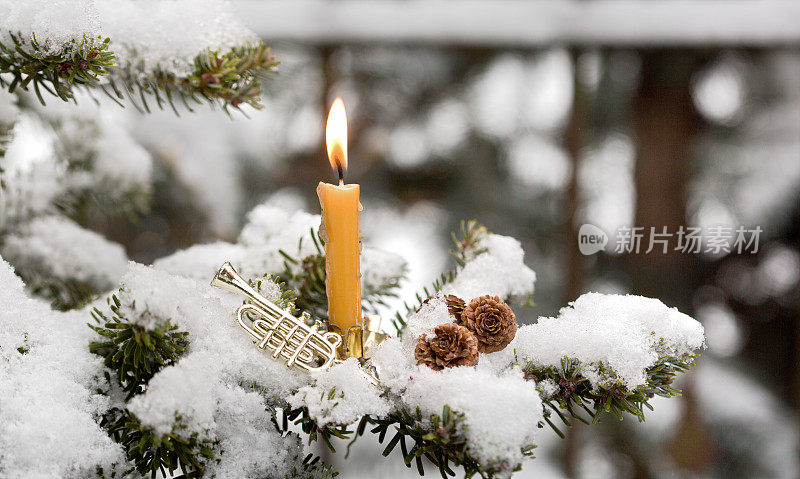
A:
102;408;213;478
0;33;114;104
0;32;278;111
89;291;190;400
359;405;533;478
12;265;97;311
522;351;699;433
276;229;329;321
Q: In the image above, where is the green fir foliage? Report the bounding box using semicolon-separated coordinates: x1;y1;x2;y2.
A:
102;408;213;478
275;403;353;455
0;33;114;104
277;229;329;321
89;291;189;399
104;43;278;113
359;405;534;479
15;268;97;311
252;272;300;313
523;353;699;438
89;290;208;477
362;257;405;316
0;32;277;111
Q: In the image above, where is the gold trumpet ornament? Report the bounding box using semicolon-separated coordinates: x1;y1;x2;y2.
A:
211;262;384;383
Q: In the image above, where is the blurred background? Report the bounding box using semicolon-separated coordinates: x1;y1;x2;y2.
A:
8;1;799;477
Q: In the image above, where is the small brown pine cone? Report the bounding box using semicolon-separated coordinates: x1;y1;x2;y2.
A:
414;323;479;371
444;294;466;322
461;295;517;353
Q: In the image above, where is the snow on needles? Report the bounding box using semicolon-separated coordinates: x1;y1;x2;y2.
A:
99;0;259;77
0;257;123;477
1;216;128;290
0;0;100;49
0;0;259;77
510;293;705;390
118;263;316;477
289;358;393;427
444;233;537;300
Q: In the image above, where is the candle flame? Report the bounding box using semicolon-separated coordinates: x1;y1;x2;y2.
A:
326;97;348;181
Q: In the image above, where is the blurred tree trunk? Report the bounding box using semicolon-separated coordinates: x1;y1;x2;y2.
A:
561;48;586;479
630;51;700;312
631;50;713;476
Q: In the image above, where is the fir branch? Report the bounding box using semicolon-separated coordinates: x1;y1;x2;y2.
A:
357;405;533;478
450;220;489;267
277;229;409;323
0;32;278;111
102;408;213;478
89;291;189;400
269;406;340;478
12;266;97;311
276;405;354;454
105;43;278;114
288;453;339;479
522;352;699;438
391;270;457;334
252;273;299;313
0;33;114;104
54;182;151;224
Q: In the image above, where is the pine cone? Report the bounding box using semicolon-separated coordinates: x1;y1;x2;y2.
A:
444;294;466;321
461;295;517;353
414;323;479;371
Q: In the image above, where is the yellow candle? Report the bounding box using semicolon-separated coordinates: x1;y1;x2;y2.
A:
317;98;362;336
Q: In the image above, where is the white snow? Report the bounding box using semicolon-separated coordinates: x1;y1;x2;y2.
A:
0;113;61;225
132;109;247;238
99;0;259;77
371;296;542;474
0;257;124;477
115;263;329;476
1;216;128;289
117;263;310;425
404;366;542;474
205;384;312;479
444;233;537;301
153;202;321;280
0;0;100;50
509;293;705;390
0;0;260;78
0;88;19;125
128;352;219;436
38;96;154;193
289;358;393;427
239;203;321;251
153;241;247;282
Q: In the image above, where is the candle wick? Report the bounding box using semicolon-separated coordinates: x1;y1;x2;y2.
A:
336;161;344;185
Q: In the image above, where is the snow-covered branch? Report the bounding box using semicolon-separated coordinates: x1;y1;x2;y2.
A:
0;0;277;110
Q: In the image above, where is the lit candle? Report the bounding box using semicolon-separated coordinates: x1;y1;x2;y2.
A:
317;98;362;354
